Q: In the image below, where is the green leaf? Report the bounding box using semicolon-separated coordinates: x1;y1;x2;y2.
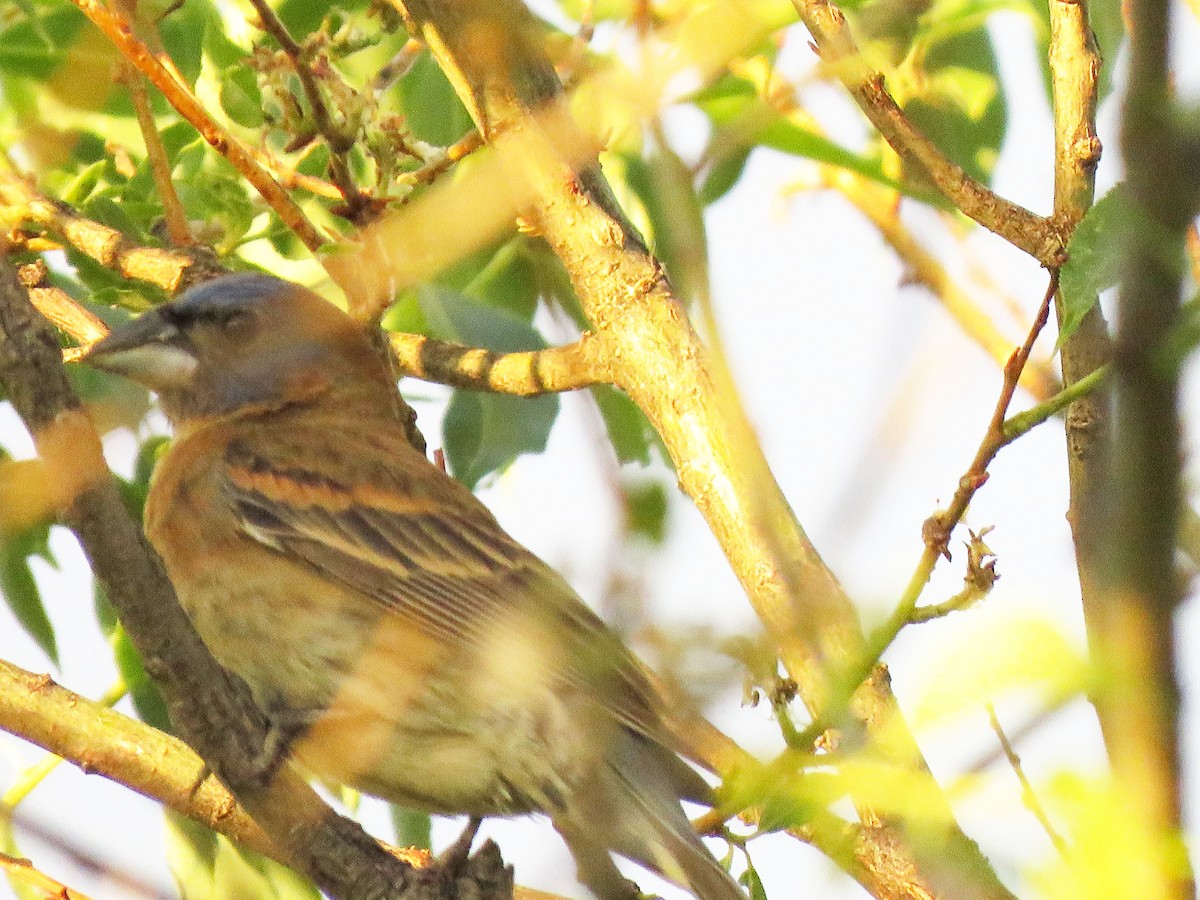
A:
0;6;86;79
0;524;59;666
390;806;432;851
419;286;559;488
463;237;541;321
623;479;669;544
741;864;768;900
1058;185;1129;345
111;625;172;732
1089;0;1124;103
694;77;898;190
699;147;753;206
166;810;321;900
755;771;845;833
591;385;661;466
902;27;1006;184
442;389;558;490
620;149;710;304
220;67;264;129
158;0;218;87
397;53;474;146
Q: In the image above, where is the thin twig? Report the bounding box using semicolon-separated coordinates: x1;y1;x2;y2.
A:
120;62;193;246
985;705;1070;858
1002;365;1109;442
0;849;97;900
795;272;1059;747
245;0;371;221
788;0;1063;265
68;0;330;253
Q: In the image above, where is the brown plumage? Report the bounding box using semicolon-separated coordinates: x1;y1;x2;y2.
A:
84;273;743;900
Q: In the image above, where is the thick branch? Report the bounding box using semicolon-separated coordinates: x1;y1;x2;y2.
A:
0;256;485;900
389;3;1015;897
0;658;280;862
1099;0;1198;888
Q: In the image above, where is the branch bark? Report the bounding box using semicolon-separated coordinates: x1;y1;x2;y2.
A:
789;0;1063;264
1097;0;1199;887
0;255;506;900
386;3;1015;897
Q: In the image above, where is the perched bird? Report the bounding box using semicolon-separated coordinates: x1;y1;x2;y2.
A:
83;273;742;900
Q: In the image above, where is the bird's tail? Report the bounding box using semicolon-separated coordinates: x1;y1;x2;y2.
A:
613;765;745;900
560;732;744;900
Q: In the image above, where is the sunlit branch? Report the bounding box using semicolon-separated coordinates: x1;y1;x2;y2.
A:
120;62;194;247
390;330;609;395
787;0;1063;264
67;0;330;254
0;173;225;292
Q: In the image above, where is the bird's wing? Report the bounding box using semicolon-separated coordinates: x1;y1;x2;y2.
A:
216;422;666;742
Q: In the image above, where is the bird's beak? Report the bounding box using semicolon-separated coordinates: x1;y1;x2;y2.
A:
82;309;198;391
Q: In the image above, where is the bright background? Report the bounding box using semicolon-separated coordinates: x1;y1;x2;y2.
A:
2;3;1194;899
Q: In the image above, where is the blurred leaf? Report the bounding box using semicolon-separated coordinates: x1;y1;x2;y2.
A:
275;0;375;39
694;76;897;189
398;53;474;146
755;771;845;832
166;810;320;900
620;149;710;304
111;625;172;732
623;478;669;544
903;27;1006;185
463;237;542;321
699;147;753;206
910;609;1086;729
419;286;559;488
158;0;219;86
0;6;86;79
220;67;265;129
0;524;59;666
592;385;661;467
390;806;432;851
1032;773;1190;899
1058;186;1127;345
1088;0;1124;103
93;575;119;636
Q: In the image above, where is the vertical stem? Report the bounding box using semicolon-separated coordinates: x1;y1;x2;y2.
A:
1104;0;1196;889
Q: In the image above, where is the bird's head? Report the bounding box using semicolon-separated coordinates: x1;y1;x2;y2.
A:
83;273;393;424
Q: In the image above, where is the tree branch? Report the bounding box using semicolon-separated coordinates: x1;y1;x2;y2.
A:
1097;0;1199;886
386;3;1016;897
66;0;330;254
390;330;609;395
0;255;504;900
788;0;1063;264
0;657;282;863
0;173;224;293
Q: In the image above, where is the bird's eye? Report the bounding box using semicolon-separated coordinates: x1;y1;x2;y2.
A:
221;310;260;342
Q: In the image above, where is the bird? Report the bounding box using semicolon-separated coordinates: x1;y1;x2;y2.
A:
82;272;744;900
